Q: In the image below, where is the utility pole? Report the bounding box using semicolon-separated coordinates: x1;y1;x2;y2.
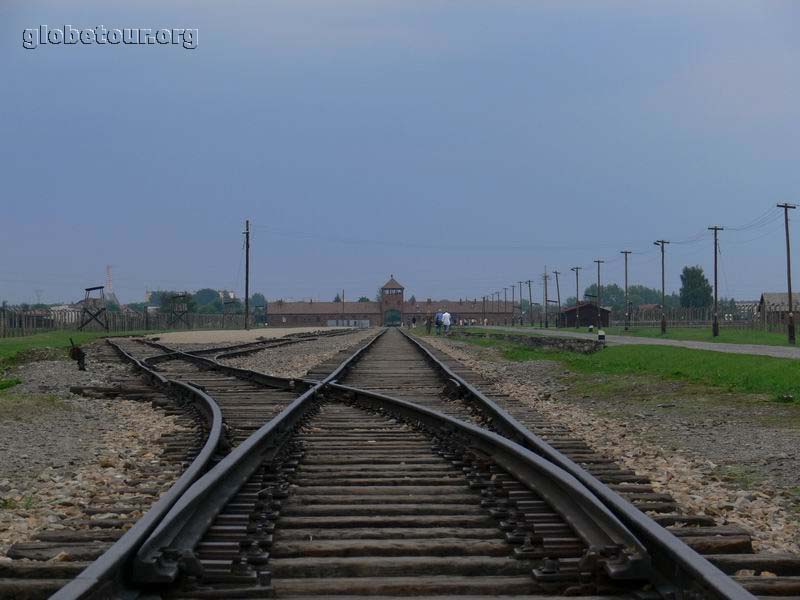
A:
518;281;524;325
708;227;723;337
503;287;508;324
654;240;670;334
621;251;631;330
244;219;251;330
571;266;582;328
552;270;561;327
543;268;549;328
482;295;486;323
510;283;516;325
778;203;797;344
594;260;604;328
527;280;533;326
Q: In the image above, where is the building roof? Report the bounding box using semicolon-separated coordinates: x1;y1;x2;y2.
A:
560;301;610;314
638;303;661;311
381;275;404;290
404;299;516;315
268;301;381;315
760;293;791;310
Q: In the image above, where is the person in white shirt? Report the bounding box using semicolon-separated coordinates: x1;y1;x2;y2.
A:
442;311;452;334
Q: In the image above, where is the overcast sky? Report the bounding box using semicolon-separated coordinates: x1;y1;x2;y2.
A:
3;1;800;305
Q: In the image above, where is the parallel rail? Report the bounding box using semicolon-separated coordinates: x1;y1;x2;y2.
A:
395;329;755;599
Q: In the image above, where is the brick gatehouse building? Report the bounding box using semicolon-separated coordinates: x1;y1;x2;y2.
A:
266;276;516;327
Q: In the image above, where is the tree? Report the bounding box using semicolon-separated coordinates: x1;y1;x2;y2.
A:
250;293;266;308
197;299;223;314
357;296;371;302
194;288;220;306
679;266;712;308
148;290;197;313
583;283;626;311
333;293;342;302
222;298;244;313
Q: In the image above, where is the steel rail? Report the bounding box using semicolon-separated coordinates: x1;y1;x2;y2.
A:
51;340;225;600
130;328;386;584
143;350;300;392
397;329;754;599
328;382;651;581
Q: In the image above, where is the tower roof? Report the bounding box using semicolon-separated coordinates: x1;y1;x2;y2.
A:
381;275;404;290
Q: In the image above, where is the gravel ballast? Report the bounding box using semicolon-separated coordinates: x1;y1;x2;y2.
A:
0;346;185;556
219;329;376;378
423;335;800;554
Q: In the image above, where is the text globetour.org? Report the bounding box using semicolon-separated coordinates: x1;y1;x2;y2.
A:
23;25;198;49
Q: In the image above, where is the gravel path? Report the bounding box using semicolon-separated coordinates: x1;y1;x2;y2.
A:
219;329;375;378
0;344;184;555
479;326;800;359
424;336;800;554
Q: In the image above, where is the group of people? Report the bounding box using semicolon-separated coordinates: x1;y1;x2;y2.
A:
406;312;484;335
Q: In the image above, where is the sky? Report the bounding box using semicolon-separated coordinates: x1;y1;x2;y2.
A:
2;1;800;305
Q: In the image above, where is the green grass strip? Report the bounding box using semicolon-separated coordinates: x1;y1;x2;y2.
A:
0;330;163;368
461;336;800;400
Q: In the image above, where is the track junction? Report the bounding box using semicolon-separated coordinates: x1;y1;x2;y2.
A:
2;328;799;599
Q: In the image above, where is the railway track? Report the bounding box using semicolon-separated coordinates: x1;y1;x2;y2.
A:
0;342;212;600
5;327;799;598
1;330;366;599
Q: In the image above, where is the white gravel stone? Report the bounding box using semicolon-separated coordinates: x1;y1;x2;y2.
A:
424;336;800;555
220;329;375;378
0;346;186;556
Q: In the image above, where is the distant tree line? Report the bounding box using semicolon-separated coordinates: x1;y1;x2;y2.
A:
128;289;267;315
560;266;728;311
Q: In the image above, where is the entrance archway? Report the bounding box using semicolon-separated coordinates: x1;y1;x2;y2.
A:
383;309;401;326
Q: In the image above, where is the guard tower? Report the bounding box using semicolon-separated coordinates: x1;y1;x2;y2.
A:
168;293;191;328
380;275;404;326
78;286;109;331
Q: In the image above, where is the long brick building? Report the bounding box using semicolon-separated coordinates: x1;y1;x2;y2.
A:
266;276;516;327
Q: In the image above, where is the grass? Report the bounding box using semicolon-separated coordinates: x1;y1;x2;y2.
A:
717;465;766;489
0;329;163;369
455;335;800;401
0;392;68;420
471;324;793;347
601;326;792;347
0;378;21;391
0;496;35;510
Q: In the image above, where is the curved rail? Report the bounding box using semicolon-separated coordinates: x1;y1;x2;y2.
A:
329;382;651;581
51;340;225;600
397;329;754;599
130;328;386;583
